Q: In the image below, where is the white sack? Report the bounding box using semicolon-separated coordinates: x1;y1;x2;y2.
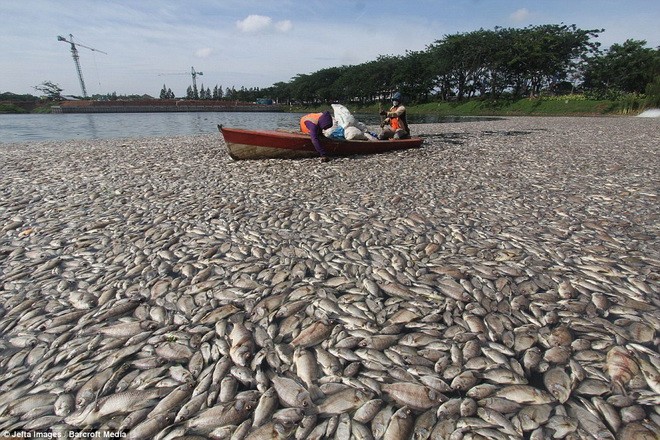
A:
344;126;368;140
331;104;357;128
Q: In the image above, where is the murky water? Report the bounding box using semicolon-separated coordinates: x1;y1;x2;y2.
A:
0;112;501;143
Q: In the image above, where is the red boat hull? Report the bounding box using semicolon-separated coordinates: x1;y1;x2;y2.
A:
218;125;422;160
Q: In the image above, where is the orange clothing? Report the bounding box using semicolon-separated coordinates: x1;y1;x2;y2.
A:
300;113;324;133
385;105;408;134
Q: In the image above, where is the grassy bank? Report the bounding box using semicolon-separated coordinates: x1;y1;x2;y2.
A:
0;103;29;114
409;97;618;116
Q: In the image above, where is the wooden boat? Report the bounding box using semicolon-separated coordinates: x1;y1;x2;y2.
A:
218;125;423;160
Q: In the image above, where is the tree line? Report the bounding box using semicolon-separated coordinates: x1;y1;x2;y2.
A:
263;24;658;105
159;84;260;101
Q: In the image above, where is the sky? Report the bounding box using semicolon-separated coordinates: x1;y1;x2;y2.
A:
1;0;659;98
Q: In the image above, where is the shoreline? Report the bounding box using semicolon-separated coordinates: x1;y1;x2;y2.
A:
1;116;659;437
0;113;655;146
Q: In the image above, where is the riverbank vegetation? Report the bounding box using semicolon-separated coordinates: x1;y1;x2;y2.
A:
277;25;658;116
3;24;658;116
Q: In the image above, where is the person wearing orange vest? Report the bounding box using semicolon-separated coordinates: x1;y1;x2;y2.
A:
378;92;410;140
300;110;334;162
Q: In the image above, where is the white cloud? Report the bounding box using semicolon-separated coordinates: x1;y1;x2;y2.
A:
510;8;531;22
195;48;213;58
236;15;292;33
275;20;293;32
236;15;272;33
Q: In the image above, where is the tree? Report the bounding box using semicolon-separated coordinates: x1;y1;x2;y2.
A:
33;81;63;100
584;39;659;94
213;85;224;100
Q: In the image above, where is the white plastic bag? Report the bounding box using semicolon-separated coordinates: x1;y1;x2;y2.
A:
344;126;368;140
331;104;357;129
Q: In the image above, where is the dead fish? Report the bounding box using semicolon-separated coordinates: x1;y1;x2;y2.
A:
513;404;552;433
477;407;521;438
156;341;194;361
605;346;639;394
477;397;521;414
54;394;75;417
65;387;173;427
353;399;384;424
270;375;316;414
383;406;414;440
542;367;572;403
293;348;323;401
294;415;318;440
371;404;395;439
481;367;528;385
592;396;621;433
381;383;444;411
229;321;255;361
317;387;371;415
566;400;615;440
637;356;660;394
244;421;294;440
493;385;555;404
76;367;116;407
253;387;278;428
184;398;257;434
97;320;157;338
291;321;333;348
3;393;58;417
545;414;578;438
450;370;480;392
618;422;659;440
148;382;194;418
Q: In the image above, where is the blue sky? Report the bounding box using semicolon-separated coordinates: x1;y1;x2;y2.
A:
1;0;658;97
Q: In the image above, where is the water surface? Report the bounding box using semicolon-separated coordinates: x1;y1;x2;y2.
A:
0;112;500;143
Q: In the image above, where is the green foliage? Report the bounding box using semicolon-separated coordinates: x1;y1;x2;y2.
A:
540;94;588;101
33;81;63;100
0;92;38;102
159;84;175;99
264;24;605;105
645;75;660;107
584;39;659;94
410;97;616;116
613;93;647;114
0;103;28;113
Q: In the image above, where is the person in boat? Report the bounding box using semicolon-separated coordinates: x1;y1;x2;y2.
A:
378;92;410;140
300;111;334;162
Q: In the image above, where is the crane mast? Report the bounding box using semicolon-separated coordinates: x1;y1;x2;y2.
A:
57;34;107;98
191;67;203;92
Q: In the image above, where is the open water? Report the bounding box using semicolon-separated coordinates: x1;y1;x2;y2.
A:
0;111;499;143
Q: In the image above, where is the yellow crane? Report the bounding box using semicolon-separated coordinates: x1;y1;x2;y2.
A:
57;34;107;98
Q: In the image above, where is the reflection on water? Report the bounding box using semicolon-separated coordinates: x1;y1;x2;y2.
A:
83;114;99;139
0;112;502;144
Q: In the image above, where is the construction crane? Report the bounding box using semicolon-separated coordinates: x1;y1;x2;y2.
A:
159;67;204;92
57;34;107;98
189;66;203;91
